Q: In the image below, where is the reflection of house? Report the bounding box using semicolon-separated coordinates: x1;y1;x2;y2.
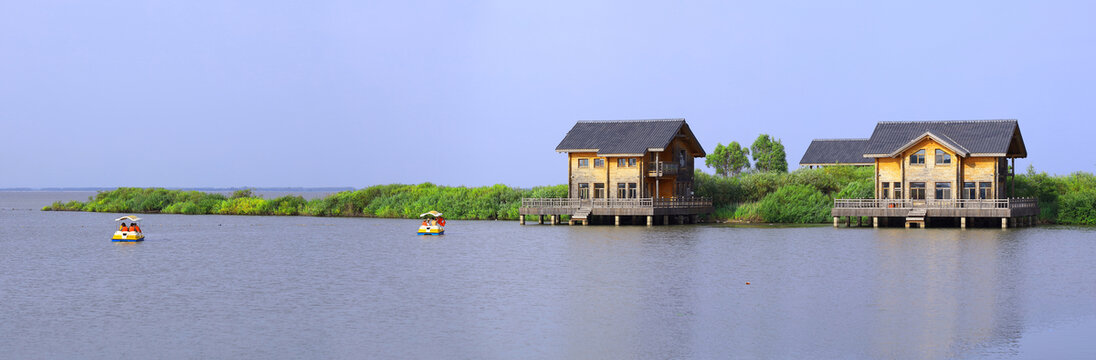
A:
799;139;872;168
819;120;1039;228
519;119;713;226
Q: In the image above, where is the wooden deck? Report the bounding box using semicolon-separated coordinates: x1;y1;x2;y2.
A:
519;197;713;225
832;198;1039;228
832;198;1039;218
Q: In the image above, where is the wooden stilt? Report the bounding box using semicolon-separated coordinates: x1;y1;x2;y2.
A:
520;215;525;225
614;215;620;226
647;215;653;227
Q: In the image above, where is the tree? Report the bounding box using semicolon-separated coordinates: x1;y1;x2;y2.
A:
751;134;788;173
705;142;750;177
705;143;730;177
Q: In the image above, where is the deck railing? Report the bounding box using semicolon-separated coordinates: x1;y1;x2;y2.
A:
833;198;1037;210
646;162;679;176
521;197;711;209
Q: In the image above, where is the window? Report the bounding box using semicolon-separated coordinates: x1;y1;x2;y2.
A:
979;182;992;199
935;182;951;200
964;182;976;199
593;159;604;168
577;159;589;168
617;183;627;198
935;149;951;165
594;183;605;198
628;183;637;198
578;183;589;199
679;150;687;167
910;182;926;200
893;182;902;199
881;182;890;199
617;158;638;167
910;149;925;165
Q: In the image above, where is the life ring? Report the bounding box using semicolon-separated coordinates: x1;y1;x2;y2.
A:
438;218;446;226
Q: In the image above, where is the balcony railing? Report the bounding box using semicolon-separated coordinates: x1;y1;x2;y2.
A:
833;198;1037;209
647;162;678;176
522;197;711;209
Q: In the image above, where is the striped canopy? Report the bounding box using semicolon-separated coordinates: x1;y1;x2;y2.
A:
114;215;141;222
419;211;443;218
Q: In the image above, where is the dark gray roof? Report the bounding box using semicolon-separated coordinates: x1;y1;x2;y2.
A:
555;119;705;156
863;119;1022;157
799;139;872;165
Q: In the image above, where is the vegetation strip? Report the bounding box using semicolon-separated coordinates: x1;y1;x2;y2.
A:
42;166;1096;224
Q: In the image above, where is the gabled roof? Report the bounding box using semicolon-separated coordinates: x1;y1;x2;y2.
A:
555;119;706;156
862;119;1026;158
799;139;872;165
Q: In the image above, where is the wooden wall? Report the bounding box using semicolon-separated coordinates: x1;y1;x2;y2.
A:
875;137;1006;199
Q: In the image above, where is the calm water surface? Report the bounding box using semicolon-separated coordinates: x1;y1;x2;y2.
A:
2;192;1095;359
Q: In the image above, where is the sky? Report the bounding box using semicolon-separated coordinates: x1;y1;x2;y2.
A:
2;1;1094;188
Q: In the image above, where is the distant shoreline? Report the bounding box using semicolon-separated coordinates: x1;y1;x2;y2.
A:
2;187;354;192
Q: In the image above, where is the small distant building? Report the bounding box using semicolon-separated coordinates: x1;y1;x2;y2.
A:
520;119;713;226
826;119;1038;228
799;139;873;168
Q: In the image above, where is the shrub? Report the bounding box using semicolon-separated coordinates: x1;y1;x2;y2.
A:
757;184;832;223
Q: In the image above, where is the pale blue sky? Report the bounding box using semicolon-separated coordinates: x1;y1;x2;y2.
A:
2;1;1093;188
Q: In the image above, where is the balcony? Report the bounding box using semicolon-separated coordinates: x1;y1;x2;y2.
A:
647;162;678;177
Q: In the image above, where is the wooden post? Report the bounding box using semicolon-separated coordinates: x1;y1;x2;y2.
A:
905;221;911;229
615;215;620;226
551;215;557;225
846;216;851;227
539;215;544;225
647;215;653;227
873;217;878;228
1001;217;1008;229
961;217;966;229
583;219;588;226
857;217;862;227
663;215;669;226
520;215;525;225
834;217;839;228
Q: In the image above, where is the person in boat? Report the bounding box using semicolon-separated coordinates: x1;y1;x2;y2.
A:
119;222;128;231
131;223;141;233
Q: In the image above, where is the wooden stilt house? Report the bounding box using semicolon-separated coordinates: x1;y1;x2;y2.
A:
520;119;713;226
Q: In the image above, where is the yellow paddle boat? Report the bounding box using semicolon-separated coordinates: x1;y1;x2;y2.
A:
112;215;145;242
418;211;445;235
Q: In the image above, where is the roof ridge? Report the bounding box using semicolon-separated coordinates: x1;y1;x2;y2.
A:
576;119;685;123
811;138;869;142
877;119;1017;124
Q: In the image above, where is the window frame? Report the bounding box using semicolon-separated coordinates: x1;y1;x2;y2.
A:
594;183;605;198
578;183;590;199
881;182;890;199
593;158;604;168
934;182;951;200
909;149;926;165
629;158;637;167
893;182;902;199
935;149;951;165
979;182;992;199
963;182;976;199
910;182;926;200
577;158;589;168
628;183;637;198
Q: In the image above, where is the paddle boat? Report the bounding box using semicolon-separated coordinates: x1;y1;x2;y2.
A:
418;211;446;235
112;215;145;242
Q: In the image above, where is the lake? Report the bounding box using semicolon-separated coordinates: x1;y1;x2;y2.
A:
2;192;1094;359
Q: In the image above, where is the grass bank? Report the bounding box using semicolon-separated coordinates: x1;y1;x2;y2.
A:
41;166;1096;225
42;184;567;220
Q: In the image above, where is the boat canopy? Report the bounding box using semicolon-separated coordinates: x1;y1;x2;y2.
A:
114;215;142;222
419;211;443;218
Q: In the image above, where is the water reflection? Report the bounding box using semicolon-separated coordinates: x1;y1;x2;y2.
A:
870;229;1024;359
